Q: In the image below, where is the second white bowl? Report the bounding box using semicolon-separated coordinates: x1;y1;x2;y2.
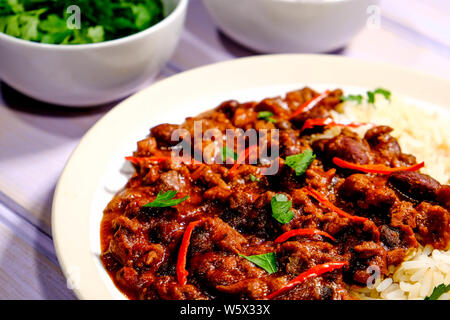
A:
203;0;379;54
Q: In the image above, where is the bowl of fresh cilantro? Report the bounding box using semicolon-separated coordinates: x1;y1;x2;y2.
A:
0;0;188;106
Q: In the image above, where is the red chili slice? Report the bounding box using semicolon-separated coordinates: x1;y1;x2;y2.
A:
332;157;425;175
125;156;202;165
176;220;203;286
303;187;368;223
125;156;171;164
266;261;348;299
300;118;370;133
228;145;258;177
274;228;336;243
289;90;331;120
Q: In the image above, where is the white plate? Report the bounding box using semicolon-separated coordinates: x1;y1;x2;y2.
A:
52;54;450;300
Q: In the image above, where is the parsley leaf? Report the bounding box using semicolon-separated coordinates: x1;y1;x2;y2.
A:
239;252;278;274
343;88;391;105
367;91;375;104
374;88;391;101
258;111;276;123
87;25;104;43
425;284;450;300
0;0;164;44
132;4;152;29
271;194;293;224
367;88;391;104
144;190;189;208
341;94;363;104
19;14;39;40
285;150;316;176
222;146;237;163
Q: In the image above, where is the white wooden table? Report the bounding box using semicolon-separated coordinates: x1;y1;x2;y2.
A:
0;0;449;299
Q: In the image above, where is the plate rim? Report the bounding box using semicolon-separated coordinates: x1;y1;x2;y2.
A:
52;54;450;300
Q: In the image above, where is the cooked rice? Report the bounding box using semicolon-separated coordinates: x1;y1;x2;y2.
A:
322;93;450;300
332;95;450;184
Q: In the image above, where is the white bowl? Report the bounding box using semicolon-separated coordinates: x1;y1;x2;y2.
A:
0;0;188;107
202;0;379;53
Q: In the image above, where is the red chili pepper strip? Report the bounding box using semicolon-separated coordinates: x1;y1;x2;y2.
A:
177;220;202;286
125;156;171;164
289;90;331;120
228;145;258;177
300;118;370;133
332;157;425;175
303;187;368;223
125;156;202;165
300;118;334;132
266;261;348;299
274;228;336;243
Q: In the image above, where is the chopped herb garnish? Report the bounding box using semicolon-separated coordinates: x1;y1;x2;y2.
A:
239;252;278;274
285;150;316;176
258;111;276;123
222;146;237;163
144;190;189;208
258;111;273;118
425;284;450;300
250;174;260;182
0;0;164;44
341;94;363;105
271;194;293;224
367;91;375;104
374;88;391;101
367;88;391;104
343;89;391;105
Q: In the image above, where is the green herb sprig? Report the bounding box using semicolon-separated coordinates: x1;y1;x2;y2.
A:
0;0;164;44
144;190;189;208
341;94;363;104
285;150;316;176
341;88;391;105
271;194;293;224
425;284;450;300
239;252;278;274
258;111;276;123
222;146;237;163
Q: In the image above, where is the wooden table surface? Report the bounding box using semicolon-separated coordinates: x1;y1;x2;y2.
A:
0;0;449;299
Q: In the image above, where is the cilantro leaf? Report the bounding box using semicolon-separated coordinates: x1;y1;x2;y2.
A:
0;0;165;44
39;14;68;33
367;91;375;104
144;190;189;208
425;284;450;300
0;16;8;32
4;0;23;14
87;25;104;43
367;88;391;104
258;111;273;119
285;150;316;176
239;252;278;274
271;194;293;224
258;111;276;123
374;88;391;101
19;14;39;40
341;94;363;104
222;146;237;163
